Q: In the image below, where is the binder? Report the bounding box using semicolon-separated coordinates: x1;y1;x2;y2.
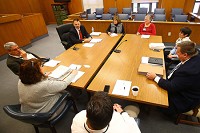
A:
148;57;163;66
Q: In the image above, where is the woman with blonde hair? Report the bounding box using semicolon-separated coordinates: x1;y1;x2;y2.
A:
106;16;125;34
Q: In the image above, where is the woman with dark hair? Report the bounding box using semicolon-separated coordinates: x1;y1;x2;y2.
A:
18;58;77;116
106;17;125;34
137;14;156;35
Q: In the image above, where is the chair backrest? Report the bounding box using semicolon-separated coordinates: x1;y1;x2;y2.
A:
153;14;166;21
86;8;91;14
174;15;188;22
96;8;104;15
154;8;165;14
56;23;73;42
109;8;117;15
172;8;183;17
138;8;148;14
122;8;132;15
134;14;146;21
102;14;112;20
118;14;129;20
87;14;96;20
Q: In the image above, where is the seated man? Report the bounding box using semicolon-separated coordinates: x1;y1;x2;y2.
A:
71;91;141;133
167;27;192;59
4;42;49;75
146;41;200;115
68;18;92;47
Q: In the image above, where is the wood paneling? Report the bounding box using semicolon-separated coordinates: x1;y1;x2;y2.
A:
68;0;83;14
63;19;200;44
103;0;116;13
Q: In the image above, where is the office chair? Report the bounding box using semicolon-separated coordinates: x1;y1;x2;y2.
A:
80;8;91;19
3;92;78;133
118;14;129;20
95;8;104;19
134;14;146;21
171;8;183;21
87;14;96;20
56;23;74;50
109;8;117;18
101;14;112;20
122;8;132;19
154;8;165;14
138;8;148;14
176;104;200;126
153;14;166;21
174;15;188;22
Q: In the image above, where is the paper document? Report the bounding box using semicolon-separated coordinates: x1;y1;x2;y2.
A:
90;32;101;36
70;71;85;83
90;38;102;43
69;64;81;70
83;43;95;47
141;56;149;64
112;80;132;96
110;33;118;37
141;35;150;39
44;60;61;67
149;43;165;50
49;65;71;79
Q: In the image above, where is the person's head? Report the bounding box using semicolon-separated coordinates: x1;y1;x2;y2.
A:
19;58;46;85
179;27;192;38
4;42;21;56
144;14;152;24
176;41;198;62
113;16;121;24
86;91;113;130
73;18;81;29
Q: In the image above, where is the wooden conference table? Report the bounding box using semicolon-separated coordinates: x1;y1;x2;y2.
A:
43;33;122;89
87;34;169;107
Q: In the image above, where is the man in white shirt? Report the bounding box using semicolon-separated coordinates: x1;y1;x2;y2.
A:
71;91;141;133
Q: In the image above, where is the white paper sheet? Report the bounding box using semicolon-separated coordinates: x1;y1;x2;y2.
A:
83;43;95;47
69;64;81;70
110;33;118;37
112;80;132;96
90;38;102;43
48;65;70;79
71;71;85;83
44;60;61;67
90;32;101;36
149;43;165;50
141;35;150;39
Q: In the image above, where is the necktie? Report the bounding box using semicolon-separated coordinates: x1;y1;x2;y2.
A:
79;30;83;40
167;62;182;79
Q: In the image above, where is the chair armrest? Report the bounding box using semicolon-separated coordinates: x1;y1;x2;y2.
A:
26;51;50;63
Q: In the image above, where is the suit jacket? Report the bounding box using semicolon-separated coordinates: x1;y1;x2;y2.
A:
7;55;24;75
68;25;91;46
158;54;200;113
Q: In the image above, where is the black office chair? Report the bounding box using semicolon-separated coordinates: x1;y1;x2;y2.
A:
56;23;74;50
3;92;78;133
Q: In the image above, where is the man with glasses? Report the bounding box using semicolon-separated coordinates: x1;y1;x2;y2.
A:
4;42;49;75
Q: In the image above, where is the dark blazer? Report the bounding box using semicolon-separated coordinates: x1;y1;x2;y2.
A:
68;25;91;46
158;54;200;113
7;55;24;75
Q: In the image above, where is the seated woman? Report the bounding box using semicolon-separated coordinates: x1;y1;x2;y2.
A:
106;17;125;34
18;58;77;118
137;15;156;35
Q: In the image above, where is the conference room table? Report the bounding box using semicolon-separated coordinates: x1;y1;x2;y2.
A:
42;33;123;89
87;34;169;108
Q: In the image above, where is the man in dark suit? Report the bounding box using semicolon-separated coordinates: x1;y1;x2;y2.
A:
4;42;49;75
146;41;200;114
68;18;92;47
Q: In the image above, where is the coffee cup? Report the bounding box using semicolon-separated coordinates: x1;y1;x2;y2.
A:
132;86;139;96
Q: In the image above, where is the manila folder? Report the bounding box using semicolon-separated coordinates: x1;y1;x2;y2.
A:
138;63;163;76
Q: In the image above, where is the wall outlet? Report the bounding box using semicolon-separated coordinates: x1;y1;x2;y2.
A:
168;32;171;36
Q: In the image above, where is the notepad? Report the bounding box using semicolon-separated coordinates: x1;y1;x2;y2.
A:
112;80;132;96
49;65;71;79
90;32;101;36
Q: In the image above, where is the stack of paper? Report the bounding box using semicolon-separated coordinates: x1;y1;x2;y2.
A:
83;43;95;47
149;43;165;50
90;32;101;36
110;33;118;37
44;60;61;67
90;38;102;43
112;80;132;96
141;35;150;39
49;65;71;79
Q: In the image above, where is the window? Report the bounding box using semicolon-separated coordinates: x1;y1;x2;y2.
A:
132;0;158;13
83;0;103;13
193;0;200;14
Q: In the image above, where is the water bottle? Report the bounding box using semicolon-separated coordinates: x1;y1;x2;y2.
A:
92;27;94;32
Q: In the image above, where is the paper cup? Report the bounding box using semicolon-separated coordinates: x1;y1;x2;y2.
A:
132;86;139;96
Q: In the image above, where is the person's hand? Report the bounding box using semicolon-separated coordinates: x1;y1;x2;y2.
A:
136;32;140;35
168;54;177;59
113;103;123;113
84;38;92;43
146;72;157;80
20;49;27;59
107;32;111;35
71;70;78;75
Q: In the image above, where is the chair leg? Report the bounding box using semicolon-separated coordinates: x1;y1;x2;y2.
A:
33;125;40;133
175;114;182;124
50;126;57;133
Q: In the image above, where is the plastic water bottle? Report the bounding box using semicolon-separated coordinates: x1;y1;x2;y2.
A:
92;27;94;32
